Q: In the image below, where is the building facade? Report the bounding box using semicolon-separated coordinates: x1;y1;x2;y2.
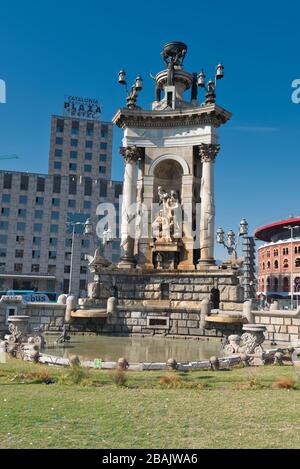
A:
0;108;122;296
256;217;300;304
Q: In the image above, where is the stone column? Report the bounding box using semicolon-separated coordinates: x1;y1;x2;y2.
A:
118;146;142;268
197;143;220;269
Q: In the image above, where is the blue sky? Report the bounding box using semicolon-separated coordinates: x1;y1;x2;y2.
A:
0;0;300;258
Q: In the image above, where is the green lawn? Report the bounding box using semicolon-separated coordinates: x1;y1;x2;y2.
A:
1;358;300;449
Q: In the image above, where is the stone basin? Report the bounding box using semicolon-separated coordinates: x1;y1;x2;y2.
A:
71;309;108;318
242;324;266;332
205;314;247;324
7;315;30;334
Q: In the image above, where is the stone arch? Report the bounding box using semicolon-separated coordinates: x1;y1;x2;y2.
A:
148;153;190;176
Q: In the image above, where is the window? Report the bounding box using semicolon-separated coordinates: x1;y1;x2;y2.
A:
51;211;59;220
3;173;12;189
84;200;91;209
55;149;62;157
99;166;106;174
65;239;72;247
51;198;59;207
274;260;278;269
85;140;93;149
161;283;170;300
283;247;289;255
100;154;107;162
112;253;119;263
18;209;26;217
1;207;9;216
65;252;71;260
56;119;64;132
71;121;79;134
79;279;86;291
296;258;300;268
34;223;42;232
54;161;62;170
80;266;87;274
50;224;58;233
32;250;40;259
112;240;119;250
266;277;270;292
84;177;92;196
70;151;77;159
68;199;76;208
283;277;289;292
49;238;57;246
15;249;24;258
266;250;270;258
55;137;63;145
48;265;56;274
86;122;94;136
14;263;23;272
2;194;11;203
17;222;25;231
36;177;45;192
69;176;77;195
0;235;7;244
19;195;27;204
262;262;265;270
85;152;92;160
274;249;278;256
36;196;44;205
53;175;61;193
283;259;289;268
64;265;70;274
0;248;6;257
16;235;25;244
71;139;78;147
31;264;39;273
20;174;29;190
33;237;41;246
63;279;70;293
100;142;107;150
81;239;90;248
69;163;77;171
101;125;108;137
100;180;107;197
48;251;57;259
35;210;43;219
115;184;123;199
0;221;8;230
84;164;92;172
267;261;270;269
0;262;5;272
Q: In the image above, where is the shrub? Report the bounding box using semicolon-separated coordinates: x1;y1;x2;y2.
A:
66;363;89;385
110;369;127;387
159;373;183;389
272;378;297;390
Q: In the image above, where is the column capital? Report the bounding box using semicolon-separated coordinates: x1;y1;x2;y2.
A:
120;146;144;164
198;143;220;163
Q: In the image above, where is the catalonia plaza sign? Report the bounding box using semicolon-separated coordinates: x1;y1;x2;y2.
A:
63;96;101;120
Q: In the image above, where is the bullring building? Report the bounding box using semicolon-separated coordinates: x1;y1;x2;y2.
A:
0;99;122;295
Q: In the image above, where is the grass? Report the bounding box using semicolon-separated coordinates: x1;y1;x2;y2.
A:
1;358;300;448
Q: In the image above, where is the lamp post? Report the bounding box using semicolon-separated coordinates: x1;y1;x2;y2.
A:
66;219;93;296
118;69;143;109
283;224;300;309
216;218;248;260
197;63;224;104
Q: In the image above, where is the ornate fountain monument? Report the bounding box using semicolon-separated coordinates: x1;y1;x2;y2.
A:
72;42;246;338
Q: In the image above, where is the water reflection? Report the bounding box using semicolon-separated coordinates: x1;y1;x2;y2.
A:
45;335;222;363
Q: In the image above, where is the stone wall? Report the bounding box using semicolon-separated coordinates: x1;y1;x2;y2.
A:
253;310;300;343
0;299;65;335
101;270;244;311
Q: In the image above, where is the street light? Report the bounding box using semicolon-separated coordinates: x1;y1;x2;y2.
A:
283;224;300;309
66;219;93;296
216;218;248;260
118;69;143;109
197;63;224;104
